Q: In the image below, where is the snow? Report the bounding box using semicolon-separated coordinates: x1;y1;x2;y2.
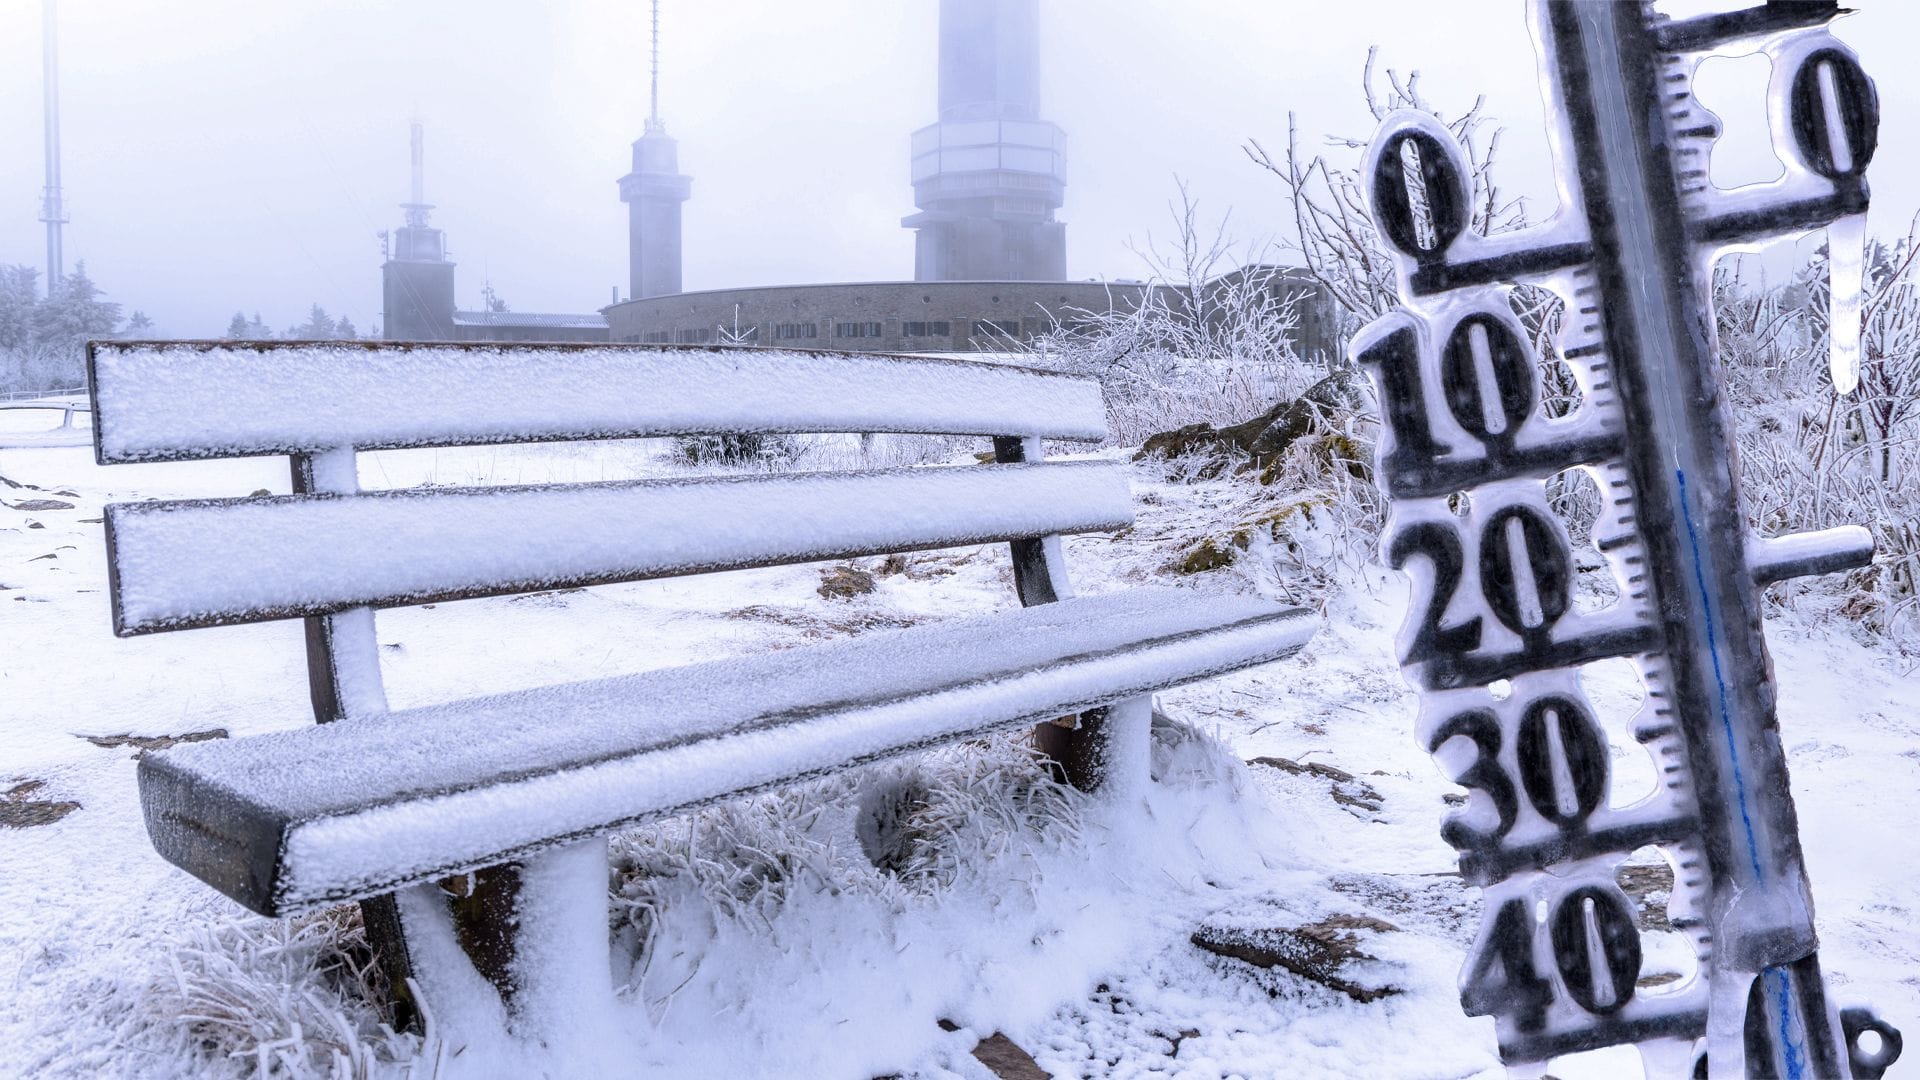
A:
107;461;1135;634
3;440;1916;1079
140;586;1313;913
88;344;1110;463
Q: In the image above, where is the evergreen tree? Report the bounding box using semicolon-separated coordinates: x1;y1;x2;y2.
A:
225;311;251;339
124;310;154;338
32;262;123;355
22;262;122;387
0;265;39;353
335;316;359;340
290;303;337;339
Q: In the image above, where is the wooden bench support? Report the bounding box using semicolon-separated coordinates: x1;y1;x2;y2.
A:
393;842;615;1040
289;448;427;1030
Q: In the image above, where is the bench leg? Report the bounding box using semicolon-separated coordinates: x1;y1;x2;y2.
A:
492;840;616;1042
1035;693;1154;799
399;841;616;1047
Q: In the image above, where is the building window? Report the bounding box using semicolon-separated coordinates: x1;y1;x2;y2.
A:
973;319;1019;338
642;330;673;343
675;328;714;344
902;321;951;338
835;321;883;338
774;322;817;340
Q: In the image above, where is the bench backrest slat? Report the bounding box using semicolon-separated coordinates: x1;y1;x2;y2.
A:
88;342;1109;463
106;461;1133;635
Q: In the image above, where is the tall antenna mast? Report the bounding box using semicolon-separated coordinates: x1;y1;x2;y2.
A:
39;0;67;296
647;0;663;132
402;120;432;229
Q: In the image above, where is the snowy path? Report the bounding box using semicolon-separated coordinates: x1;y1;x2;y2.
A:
2;441;1914;1078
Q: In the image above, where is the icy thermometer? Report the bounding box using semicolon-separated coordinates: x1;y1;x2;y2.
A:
1352;2;1899;1076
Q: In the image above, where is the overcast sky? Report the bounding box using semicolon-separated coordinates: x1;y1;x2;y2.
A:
1;1;1916;337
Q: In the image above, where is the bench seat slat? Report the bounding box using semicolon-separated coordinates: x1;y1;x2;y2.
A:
106;461;1134;635
88;342;1110;463
136;586;1314;916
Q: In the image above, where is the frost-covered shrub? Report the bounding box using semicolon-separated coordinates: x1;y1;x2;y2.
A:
1029;274;1315;449
605;732;1085;973
1716;253;1920;647
671;432;802;468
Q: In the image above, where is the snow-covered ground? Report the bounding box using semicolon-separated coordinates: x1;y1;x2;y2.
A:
2;439;1915;1078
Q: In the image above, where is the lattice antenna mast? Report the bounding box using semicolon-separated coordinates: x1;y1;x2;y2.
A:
39;0;68;296
647;0;664;133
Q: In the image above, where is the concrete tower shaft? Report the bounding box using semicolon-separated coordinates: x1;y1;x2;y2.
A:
939;0;1039;122
620;133;691;300
619;0;691;300
905;0;1066;282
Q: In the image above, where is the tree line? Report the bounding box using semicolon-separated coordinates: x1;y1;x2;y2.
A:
0;261;373;393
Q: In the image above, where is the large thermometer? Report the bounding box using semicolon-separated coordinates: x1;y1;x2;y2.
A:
1354;3;1899;1075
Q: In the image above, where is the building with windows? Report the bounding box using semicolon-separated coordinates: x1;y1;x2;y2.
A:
605;279;1170;352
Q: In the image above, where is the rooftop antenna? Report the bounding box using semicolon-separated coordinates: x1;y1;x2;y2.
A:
402;120;432;228
39;0;67;296
647;0;664;133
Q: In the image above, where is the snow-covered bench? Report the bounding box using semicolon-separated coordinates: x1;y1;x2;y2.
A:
88;340;1316;1029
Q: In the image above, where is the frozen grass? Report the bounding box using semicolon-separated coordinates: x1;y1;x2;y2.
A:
70;719;1273;1080
14;899;428;1080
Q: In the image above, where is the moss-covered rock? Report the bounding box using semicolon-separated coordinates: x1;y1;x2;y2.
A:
1135;368;1369;481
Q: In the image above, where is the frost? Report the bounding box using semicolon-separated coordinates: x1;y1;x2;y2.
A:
88;344;1109;462
140;586;1314;913
107;461;1135;634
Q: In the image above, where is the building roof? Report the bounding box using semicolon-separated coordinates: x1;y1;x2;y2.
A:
451;311;609;329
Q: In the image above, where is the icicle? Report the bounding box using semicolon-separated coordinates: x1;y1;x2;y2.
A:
1827;212;1865;396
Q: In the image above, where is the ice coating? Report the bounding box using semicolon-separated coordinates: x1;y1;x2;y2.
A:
1829;212;1865;394
1353;2;1886;1074
87;343;1110;463
105;461;1134;634
134;586;1316;914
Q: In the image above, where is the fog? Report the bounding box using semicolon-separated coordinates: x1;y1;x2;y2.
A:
1;0;1917;337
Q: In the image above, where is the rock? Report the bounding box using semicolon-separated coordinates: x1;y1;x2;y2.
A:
2;780;79;829
1166;1028;1202;1056
817;565;876;600
82;729;228;756
27;522;44;529
1178;537;1236;574
971;1033;1049;1079
9;499;73;512
1135;369;1369;477
1615;861;1675;932
934;1022;1050;1079
1249;755;1385;815
1192;913;1402;1003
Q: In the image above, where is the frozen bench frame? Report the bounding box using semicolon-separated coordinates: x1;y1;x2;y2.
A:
88;340;1316;1032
